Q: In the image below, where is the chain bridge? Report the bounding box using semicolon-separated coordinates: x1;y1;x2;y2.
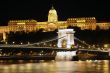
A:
0;29;109;61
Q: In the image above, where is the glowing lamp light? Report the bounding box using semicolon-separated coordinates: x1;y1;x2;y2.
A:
104;44;108;48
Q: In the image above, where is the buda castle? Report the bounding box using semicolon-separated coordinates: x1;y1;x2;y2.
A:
0;6;110;33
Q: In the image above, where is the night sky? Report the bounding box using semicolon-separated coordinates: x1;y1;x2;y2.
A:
0;0;110;26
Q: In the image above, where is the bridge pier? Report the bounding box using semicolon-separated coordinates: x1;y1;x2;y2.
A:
3;32;7;42
0;32;7;43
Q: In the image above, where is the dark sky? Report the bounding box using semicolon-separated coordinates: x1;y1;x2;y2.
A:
0;0;110;26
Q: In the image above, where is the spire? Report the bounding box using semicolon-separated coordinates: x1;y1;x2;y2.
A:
51;5;54;10
51;0;55;9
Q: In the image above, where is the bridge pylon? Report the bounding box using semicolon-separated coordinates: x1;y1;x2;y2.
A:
57;29;75;49
2;32;7;43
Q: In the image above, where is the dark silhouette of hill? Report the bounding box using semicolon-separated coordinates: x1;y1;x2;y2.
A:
7;27;110;45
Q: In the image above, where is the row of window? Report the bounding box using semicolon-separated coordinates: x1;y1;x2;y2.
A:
9;20;37;23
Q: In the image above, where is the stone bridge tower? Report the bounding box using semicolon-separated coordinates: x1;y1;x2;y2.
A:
57;29;75;49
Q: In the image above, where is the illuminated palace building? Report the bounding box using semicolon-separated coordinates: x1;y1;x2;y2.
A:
0;6;110;33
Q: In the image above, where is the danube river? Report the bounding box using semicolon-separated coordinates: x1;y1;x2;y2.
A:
0;60;109;73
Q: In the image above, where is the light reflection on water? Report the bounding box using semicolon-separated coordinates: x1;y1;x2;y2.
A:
0;60;109;73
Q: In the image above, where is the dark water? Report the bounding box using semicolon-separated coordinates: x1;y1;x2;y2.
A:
0;60;109;73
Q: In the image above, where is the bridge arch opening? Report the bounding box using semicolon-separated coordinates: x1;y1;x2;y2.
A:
61;39;67;48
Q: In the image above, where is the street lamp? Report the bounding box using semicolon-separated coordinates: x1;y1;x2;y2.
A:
28;42;30;44
12;41;15;44
20;42;23;45
104;44;108;48
5;42;8;44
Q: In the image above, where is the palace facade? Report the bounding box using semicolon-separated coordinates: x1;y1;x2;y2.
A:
0;6;110;33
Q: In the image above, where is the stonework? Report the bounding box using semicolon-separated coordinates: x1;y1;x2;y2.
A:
57;29;75;49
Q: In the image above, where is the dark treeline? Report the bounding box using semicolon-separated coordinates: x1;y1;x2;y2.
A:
7;29;57;44
68;26;110;45
7;26;110;45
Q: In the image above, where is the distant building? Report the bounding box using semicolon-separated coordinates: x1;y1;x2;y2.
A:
0;6;110;33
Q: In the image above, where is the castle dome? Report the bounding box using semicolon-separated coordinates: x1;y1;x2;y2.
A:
48;6;58;22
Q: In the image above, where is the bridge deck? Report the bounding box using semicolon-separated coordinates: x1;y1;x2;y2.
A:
0;44;77;51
